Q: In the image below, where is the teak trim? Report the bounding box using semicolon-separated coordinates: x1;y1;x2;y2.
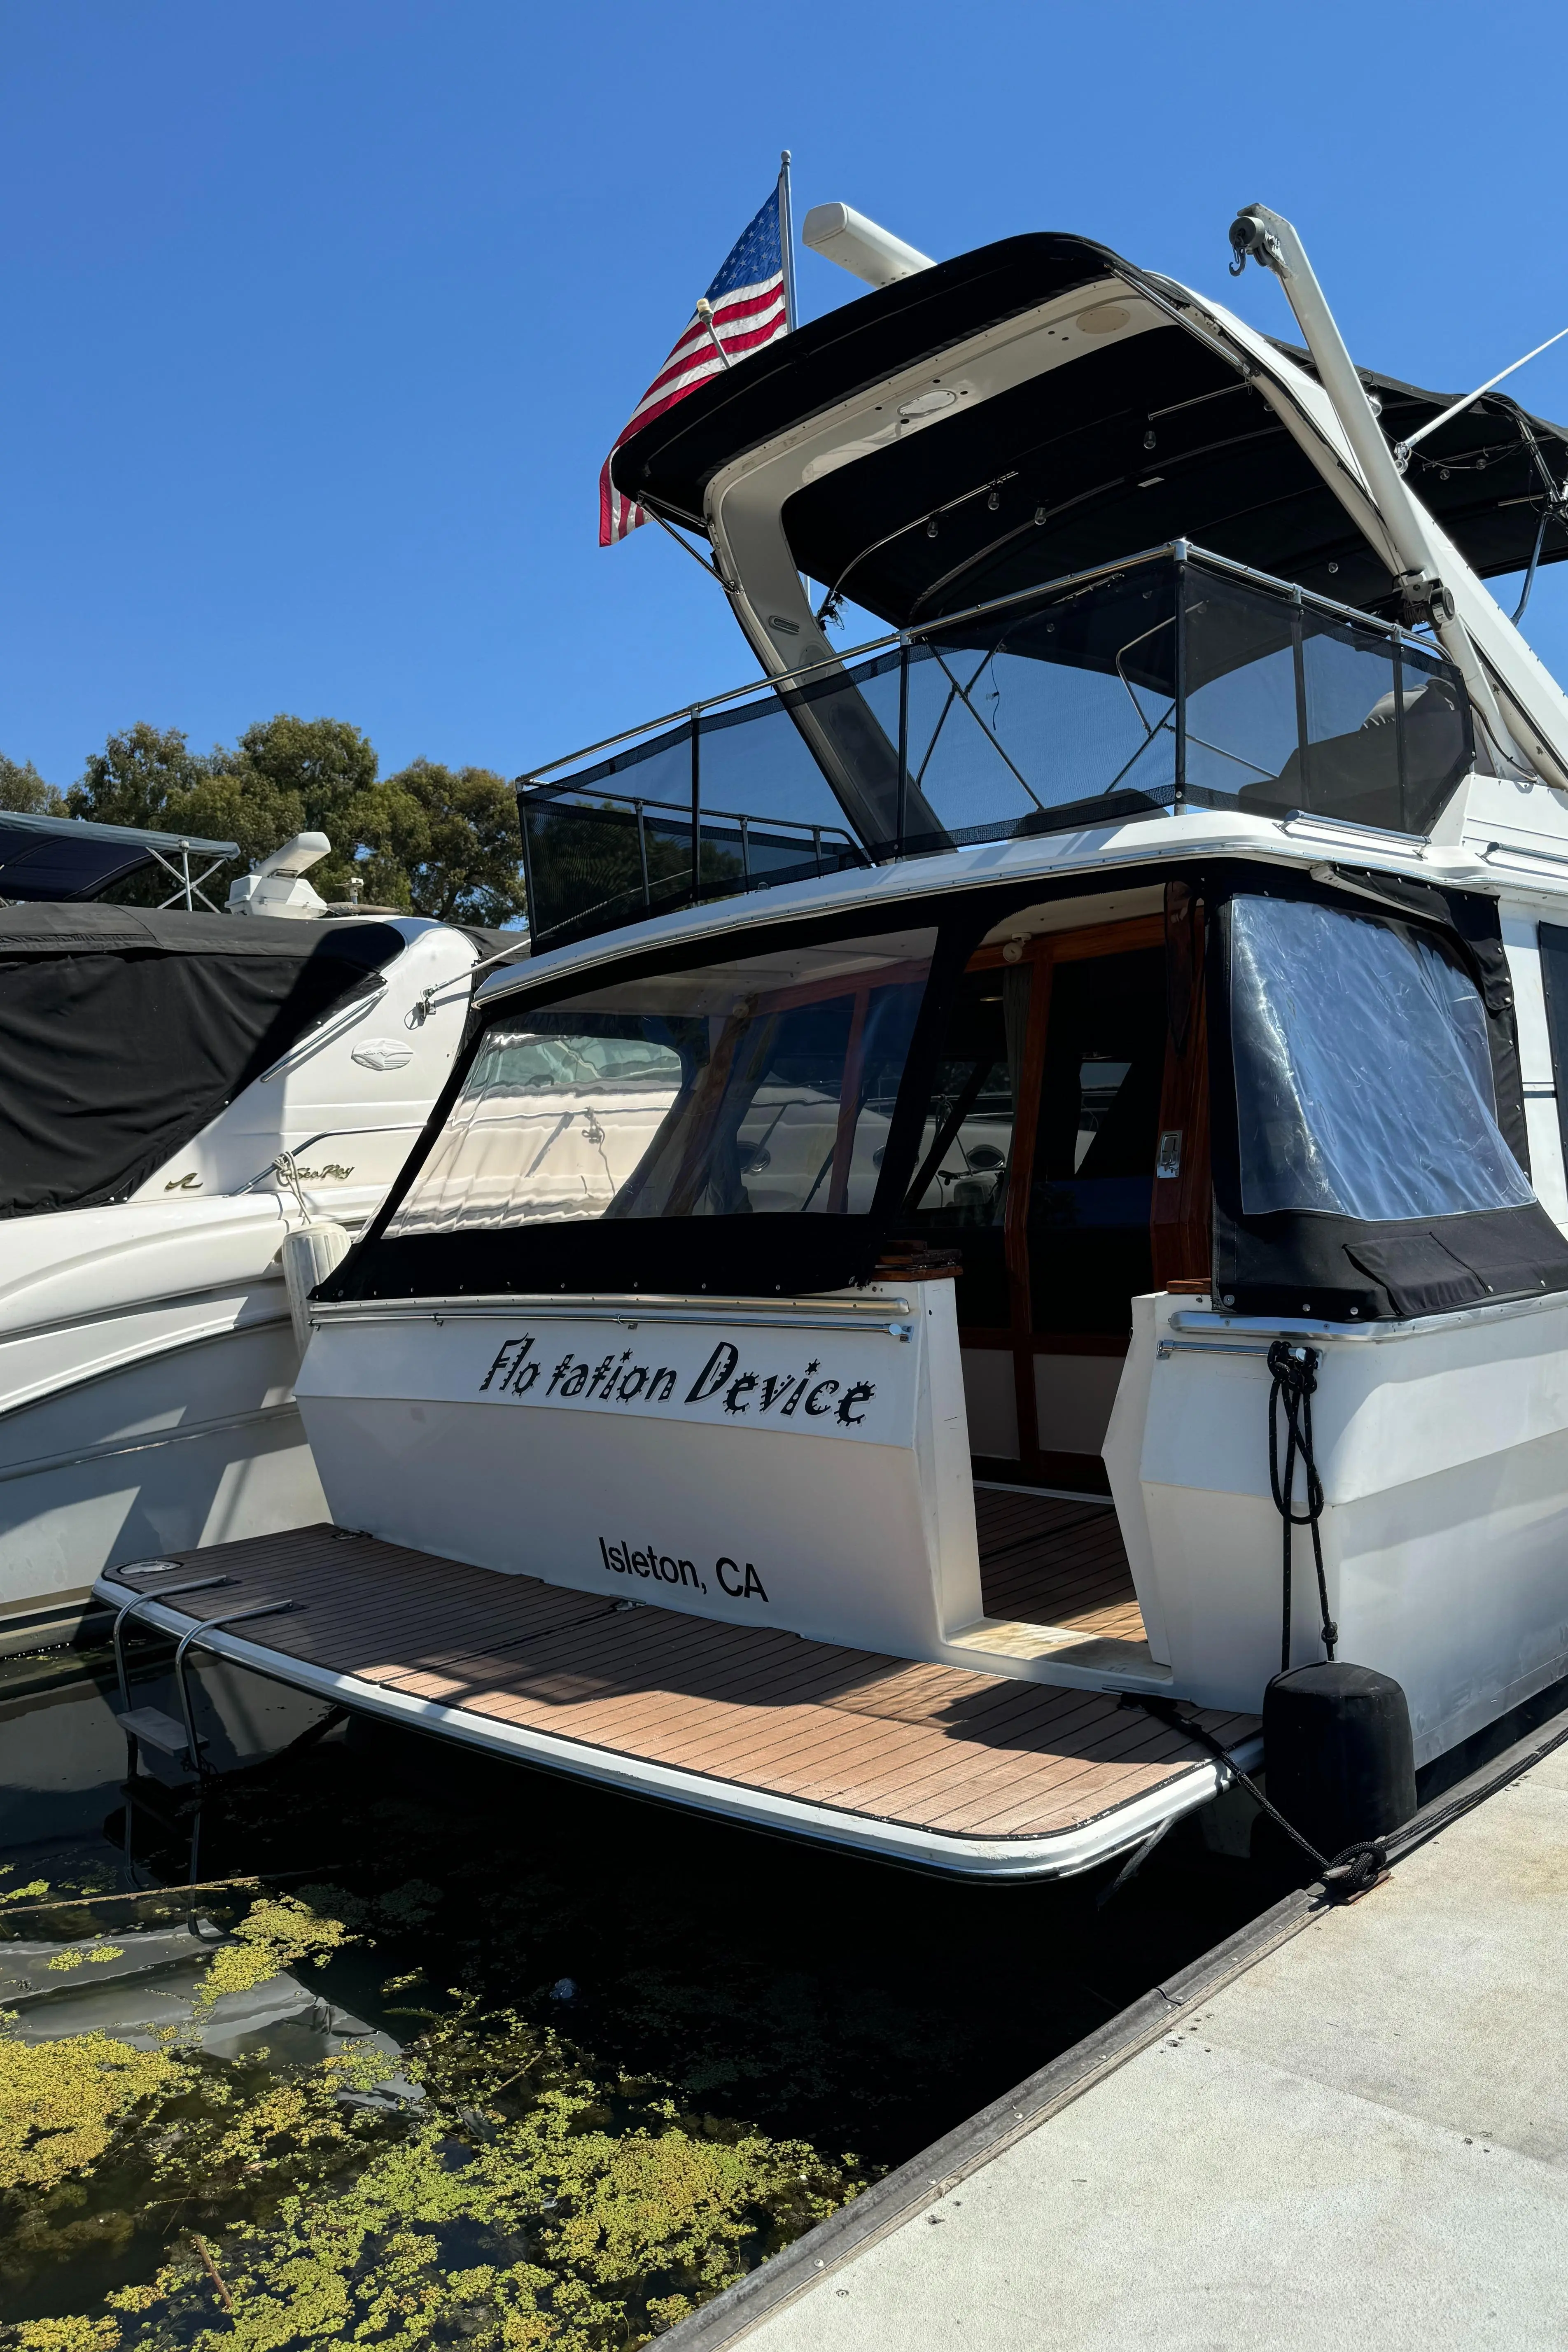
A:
969;911;1190;1482
1151;892;1212;1290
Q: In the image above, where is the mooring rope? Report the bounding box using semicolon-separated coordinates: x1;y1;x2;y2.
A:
1267;1339;1337;1673
1127;1693;1386;1900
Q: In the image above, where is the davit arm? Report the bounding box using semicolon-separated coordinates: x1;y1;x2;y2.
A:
1229;203;1568;790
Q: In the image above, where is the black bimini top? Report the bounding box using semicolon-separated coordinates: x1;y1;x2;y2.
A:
0;906;407;1218
611;232;1568;627
0;808;241;902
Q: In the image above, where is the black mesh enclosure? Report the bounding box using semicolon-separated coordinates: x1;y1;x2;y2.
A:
0;907;407;1217
519;554;1472;959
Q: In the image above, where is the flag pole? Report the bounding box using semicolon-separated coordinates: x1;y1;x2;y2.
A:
779;148;798;333
694;299;732;370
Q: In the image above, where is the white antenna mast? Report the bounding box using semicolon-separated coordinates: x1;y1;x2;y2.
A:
1395;323;1568;468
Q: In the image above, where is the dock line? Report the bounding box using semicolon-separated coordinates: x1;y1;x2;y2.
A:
1123;1692;1384;1899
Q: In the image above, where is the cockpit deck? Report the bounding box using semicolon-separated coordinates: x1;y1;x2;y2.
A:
975;1487;1145;1644
99;1515;1248;1880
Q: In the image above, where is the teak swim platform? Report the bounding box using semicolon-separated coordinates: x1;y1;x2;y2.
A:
100;1519;1255;1879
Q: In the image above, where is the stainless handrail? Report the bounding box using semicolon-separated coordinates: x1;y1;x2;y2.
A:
172;1603;298;1777
111;1578;231;1715
516;540;1426;791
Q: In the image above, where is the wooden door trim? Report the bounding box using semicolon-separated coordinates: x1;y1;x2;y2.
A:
1003;954;1052;1462
960;910;1190;1480
966;912;1165;973
1150;894;1212;1289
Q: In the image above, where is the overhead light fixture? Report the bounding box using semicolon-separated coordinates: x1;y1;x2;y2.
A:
898;388;961;425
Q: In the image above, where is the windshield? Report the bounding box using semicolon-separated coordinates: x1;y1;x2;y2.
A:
387;927;937;1237
1230;896;1533;1221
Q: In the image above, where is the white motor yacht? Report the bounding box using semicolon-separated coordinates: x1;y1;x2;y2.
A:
0;821;516;1632
96;203;1568;1877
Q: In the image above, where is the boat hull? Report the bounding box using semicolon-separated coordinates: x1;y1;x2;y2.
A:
1107;1291;1568;1762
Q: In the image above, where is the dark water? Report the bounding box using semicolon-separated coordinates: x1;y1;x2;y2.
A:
0;1630;1291;2329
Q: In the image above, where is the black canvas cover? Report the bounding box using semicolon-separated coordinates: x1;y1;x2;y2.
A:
0;907;406;1218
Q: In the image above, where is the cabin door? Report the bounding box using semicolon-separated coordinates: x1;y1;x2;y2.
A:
908;909;1209;1492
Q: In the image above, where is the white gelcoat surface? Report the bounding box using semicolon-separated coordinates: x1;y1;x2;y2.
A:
0;1198;323;1602
1108;1291;1568;1757
299;1283;986;1658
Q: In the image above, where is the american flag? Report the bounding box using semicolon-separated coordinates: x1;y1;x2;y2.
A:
599;180;791;546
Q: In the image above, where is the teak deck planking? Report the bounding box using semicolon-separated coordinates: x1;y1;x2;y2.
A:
974;1488;1147;1644
107;1512;1250;1847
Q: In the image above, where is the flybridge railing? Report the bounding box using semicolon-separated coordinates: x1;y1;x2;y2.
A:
516;544;1474;953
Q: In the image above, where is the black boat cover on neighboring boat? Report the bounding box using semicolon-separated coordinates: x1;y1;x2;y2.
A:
0;906;407;1218
610;233;1568;626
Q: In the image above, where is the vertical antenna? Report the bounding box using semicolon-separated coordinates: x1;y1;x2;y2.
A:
779;149;798;332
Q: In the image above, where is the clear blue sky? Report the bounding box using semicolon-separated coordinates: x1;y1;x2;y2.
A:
4;0;1566;789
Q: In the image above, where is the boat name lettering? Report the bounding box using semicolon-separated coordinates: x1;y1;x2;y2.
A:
480;1334;679;1403
477;1334;876;1428
686;1342;875;1426
293;1162;354;1181
598;1535;768;1604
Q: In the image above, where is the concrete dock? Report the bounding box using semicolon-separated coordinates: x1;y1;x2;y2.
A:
671;1720;1568;2352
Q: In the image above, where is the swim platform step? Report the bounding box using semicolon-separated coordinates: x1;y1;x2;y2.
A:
96;1525;1258;1880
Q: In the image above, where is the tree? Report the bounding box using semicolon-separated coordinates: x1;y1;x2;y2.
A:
358;761;526;925
0;755;66;815
66;723;293;907
68;721;212;830
227;715;380;903
64;716;527;925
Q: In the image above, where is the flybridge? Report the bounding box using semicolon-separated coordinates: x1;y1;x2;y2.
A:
515;542;1472;953
605;207;1568;804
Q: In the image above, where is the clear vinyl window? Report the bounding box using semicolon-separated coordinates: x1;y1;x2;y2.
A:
387;927;937;1237
1230;896;1533;1222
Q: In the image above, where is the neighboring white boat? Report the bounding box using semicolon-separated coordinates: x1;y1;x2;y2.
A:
0;827;516;1624
98;203;1568;1875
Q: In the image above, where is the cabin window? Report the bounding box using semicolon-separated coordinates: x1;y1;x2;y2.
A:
1230;896;1533;1221
387;928;936;1236
1028;947;1166;1330
905;965;1027;1327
